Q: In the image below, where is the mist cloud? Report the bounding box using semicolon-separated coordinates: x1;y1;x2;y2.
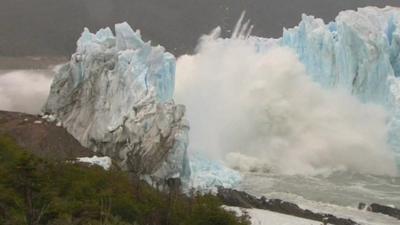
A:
175;34;398;176
0;70;52;114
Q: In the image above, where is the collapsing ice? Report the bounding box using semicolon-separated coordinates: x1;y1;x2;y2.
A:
44;6;400;191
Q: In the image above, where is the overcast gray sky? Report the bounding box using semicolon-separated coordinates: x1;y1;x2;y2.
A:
1;0;399;56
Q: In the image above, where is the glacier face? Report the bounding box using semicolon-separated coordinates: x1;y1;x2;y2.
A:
43;6;400;190
188;153;241;192
279;7;400;159
43;22;189;179
175;6;400;178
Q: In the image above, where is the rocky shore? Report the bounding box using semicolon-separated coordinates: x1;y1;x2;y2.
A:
217;188;359;225
359;202;400;220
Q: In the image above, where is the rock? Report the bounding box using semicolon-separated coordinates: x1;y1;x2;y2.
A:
358;202;366;210
366;203;400;220
217;188;359;225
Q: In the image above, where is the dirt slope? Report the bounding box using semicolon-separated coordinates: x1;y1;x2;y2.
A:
0;110;94;160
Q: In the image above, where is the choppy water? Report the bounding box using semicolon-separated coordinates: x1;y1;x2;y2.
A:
239;171;400;224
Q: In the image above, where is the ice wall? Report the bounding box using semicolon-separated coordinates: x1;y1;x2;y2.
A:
43;22;190;179
175;7;400;176
176;37;397;176
188;153;241;191
280;7;400;158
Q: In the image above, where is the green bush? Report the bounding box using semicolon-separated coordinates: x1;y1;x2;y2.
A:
0;135;250;225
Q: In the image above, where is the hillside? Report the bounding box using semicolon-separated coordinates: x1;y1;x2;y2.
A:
0;133;250;225
0;110;93;161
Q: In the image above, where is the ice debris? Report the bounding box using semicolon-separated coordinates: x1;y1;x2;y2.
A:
77;156;112;170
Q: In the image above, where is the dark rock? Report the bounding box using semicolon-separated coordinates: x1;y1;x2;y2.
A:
217;187;262;208
358;202;366;210
367;203;400;220
218;187;359;225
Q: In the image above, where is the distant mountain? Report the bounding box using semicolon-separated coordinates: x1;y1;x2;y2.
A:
1;0;399;57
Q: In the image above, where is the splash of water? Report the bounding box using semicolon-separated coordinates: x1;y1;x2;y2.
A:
175;33;398;176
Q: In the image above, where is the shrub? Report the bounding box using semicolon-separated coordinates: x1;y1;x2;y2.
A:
0;135;250;225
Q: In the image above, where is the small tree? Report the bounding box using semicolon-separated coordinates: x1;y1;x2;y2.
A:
12;153;50;225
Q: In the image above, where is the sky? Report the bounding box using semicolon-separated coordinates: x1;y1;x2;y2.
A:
1;0;399;57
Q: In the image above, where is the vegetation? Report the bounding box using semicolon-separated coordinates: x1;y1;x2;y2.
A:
0;135;250;225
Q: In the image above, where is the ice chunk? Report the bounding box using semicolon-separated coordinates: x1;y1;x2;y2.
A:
77;156;112;170
115;22;144;50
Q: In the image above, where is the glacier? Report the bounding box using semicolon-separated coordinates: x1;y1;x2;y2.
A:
188;153;241;191
43;22;190;180
279;6;400;161
43;6;400;190
176;6;400;177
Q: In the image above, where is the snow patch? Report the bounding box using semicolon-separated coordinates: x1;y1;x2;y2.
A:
77;156;112;170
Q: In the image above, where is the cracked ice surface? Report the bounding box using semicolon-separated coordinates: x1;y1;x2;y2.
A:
44;22;189;180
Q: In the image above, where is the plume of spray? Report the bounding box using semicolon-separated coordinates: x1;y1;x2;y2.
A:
175;19;398;176
231;12;254;39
